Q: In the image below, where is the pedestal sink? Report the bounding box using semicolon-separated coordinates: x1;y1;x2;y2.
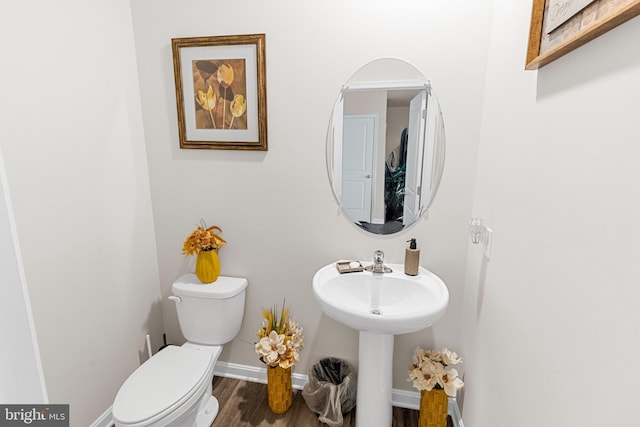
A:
312;261;449;427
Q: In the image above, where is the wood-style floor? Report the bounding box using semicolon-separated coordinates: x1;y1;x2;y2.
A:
210;376;441;427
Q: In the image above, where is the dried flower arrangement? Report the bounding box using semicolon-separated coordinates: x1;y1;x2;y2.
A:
182;221;226;256
255;301;304;369
408;347;464;397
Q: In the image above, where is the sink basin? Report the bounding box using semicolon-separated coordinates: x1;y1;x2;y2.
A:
312;262;449;335
313;261;449;427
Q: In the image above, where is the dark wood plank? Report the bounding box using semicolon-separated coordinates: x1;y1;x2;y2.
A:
211;376;422;427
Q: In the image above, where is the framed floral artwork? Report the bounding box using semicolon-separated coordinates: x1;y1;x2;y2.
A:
172;34;268;150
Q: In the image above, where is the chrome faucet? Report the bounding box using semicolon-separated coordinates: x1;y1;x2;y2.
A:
365;250;392;274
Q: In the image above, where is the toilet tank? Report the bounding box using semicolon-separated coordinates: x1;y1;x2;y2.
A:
171;274;248;345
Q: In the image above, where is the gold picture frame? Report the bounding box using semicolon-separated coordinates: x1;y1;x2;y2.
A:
526;0;640;70
172;34;268;150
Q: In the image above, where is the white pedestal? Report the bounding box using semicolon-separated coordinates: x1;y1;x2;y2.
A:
355;331;394;427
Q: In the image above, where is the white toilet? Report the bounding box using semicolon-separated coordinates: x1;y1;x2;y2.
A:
112;274;248;427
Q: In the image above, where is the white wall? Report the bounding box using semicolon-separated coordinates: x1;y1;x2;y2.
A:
462;0;640;425
0;147;47;403
130;0;493;391
0;1;163;425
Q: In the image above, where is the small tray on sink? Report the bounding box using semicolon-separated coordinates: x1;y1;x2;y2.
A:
336;261;364;274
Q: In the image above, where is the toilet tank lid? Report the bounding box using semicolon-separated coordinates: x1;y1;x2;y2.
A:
172;274;248;299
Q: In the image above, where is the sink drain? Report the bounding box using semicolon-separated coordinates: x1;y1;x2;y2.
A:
371;308;382;315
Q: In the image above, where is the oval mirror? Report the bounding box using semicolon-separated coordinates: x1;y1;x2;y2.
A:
326;58;446;235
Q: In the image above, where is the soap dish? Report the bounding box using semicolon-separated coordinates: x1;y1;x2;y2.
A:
336;261;364;274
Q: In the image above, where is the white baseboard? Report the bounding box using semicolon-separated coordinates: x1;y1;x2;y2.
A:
213;361;421;409
390;387;420;409
89;405;113;427
213;361;309;390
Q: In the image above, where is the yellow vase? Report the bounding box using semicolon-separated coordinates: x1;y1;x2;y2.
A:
419;389;448;427
267;366;292;414
195;249;220;284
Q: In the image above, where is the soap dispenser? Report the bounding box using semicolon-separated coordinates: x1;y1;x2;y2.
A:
404;238;420;276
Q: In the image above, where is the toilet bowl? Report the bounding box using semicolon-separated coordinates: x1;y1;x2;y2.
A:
113;345;221;427
113;275;248;427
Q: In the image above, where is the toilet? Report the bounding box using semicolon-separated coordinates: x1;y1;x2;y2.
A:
112;274;248;427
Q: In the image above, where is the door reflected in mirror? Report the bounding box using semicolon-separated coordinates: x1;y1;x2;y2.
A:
326;58;445;235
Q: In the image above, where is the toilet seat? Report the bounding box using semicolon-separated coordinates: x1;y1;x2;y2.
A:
113;345;215;426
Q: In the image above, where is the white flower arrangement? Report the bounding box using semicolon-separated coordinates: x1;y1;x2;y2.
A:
254;301;304;369
408;347;464;397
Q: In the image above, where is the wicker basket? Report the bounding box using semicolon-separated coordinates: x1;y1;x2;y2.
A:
419;388;448;427
267;366;292;413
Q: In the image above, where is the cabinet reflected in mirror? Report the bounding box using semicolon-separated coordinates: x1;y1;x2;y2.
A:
326;59;446;235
